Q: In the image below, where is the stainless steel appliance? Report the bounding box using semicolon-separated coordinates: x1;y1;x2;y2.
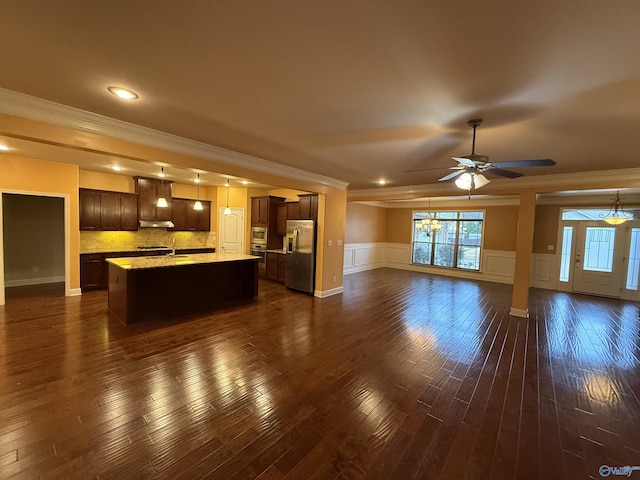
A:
250;243;267;271
250;226;267;245
285;219;316;294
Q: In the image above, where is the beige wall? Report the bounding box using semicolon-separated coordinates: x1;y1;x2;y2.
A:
385;208;413;243
533;205;561;254
1;154;80;290
484;205;519;251
345;203;387;244
316;189;346;292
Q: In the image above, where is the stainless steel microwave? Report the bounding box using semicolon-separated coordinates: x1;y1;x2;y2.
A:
250;226;267;244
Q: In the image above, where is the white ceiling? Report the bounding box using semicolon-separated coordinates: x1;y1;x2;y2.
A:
1;1;640;195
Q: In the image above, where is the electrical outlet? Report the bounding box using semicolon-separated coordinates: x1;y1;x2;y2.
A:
32;266;39;272
547;245;554;251
337;239;343;246
332;275;337;282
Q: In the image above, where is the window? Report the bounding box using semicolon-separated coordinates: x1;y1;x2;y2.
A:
626;228;640;291
559;226;573;282
412;210;483;271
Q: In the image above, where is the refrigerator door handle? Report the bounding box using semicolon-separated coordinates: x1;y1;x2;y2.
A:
292;229;298;253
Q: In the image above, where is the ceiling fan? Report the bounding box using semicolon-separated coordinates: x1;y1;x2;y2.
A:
413;119;556;191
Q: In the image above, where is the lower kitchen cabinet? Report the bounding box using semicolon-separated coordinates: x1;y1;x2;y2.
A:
80;253;108;291
265;252;286;283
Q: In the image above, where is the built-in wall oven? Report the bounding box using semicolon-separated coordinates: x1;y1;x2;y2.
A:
251;226;267;245
250;243;267;271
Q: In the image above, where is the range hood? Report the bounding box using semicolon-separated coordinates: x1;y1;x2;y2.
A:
139;220;175;228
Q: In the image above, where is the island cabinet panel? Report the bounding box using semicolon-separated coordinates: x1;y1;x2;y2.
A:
169;198;211;231
135;177;173;222
108;257;259;324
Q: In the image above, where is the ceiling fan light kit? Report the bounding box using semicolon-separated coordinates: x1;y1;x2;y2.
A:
429;118;556;193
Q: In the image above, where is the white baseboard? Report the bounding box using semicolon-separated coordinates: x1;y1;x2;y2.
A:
68;288;82;297
4;275;65;287
510;307;529;318
315;286;344;298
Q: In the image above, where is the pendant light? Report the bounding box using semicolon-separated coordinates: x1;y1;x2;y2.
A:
224;179;232;215
193;173;204;211
156;166;169;208
601;191;632;225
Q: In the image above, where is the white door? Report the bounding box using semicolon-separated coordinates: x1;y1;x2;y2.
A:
219;208;244;256
572;222;625;297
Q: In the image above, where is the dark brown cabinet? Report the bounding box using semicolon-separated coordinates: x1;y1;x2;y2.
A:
79;189;138;231
250;196;285;249
79;189;101;230
287;202;300;221
135;177;173;222
276;203;287;236
250;196;269;226
298;194;318;220
169;198;211;231
80;253;107;291
265;252;286;283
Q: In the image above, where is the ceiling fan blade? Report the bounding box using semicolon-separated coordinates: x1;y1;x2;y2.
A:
439;170;465;181
487;168;524;179
452;156;476;167
489;158;556;168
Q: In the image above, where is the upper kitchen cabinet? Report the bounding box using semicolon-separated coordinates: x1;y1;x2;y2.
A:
79;188;101;230
250;196;285;228
135;177;173;222
99;191;138;231
79;189;138;231
298;194;318;221
169;198;211;231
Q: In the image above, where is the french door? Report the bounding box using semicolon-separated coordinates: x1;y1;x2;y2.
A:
572;223;623;296
569;222;640;300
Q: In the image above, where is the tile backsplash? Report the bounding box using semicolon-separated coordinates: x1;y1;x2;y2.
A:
80;230;215;252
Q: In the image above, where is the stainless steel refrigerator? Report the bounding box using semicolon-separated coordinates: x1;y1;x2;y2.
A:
285;219;316;294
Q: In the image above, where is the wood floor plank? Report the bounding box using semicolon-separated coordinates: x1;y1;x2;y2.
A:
0;271;638;479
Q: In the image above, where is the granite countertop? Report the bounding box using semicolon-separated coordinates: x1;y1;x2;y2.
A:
106;253;260;270
266;249;288;254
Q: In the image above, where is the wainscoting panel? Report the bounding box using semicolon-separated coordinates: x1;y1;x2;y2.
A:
343;243;386;274
530;253;558;289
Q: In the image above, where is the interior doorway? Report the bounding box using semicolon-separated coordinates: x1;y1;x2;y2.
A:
1;193;67;304
219;208;244;255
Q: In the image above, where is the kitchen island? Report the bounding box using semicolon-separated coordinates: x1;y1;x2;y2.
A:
106;253;259;324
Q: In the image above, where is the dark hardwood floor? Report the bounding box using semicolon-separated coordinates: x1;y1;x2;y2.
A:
0;269;638;479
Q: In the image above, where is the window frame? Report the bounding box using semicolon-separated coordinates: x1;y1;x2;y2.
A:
411;209;485;271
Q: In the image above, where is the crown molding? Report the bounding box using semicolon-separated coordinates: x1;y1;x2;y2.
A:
348;167;640;201
0;87;348;190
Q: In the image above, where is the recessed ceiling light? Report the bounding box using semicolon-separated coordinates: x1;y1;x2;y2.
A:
194;176;201;183
0;144;9;151
107;86;139;100
241;180;249;185
157;170;166;178
111;165;122;172
376;179;388;185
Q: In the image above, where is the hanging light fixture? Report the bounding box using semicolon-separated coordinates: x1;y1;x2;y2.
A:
601;191;632;225
223;179;232;215
193;173;204;211
415;199;442;236
156;166;169;208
